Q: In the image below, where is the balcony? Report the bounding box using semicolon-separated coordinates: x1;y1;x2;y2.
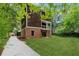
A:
41;20;51;30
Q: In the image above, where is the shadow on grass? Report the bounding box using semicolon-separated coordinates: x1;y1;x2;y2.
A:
0;48;3;56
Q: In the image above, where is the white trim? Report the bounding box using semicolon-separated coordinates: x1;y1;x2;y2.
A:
26;26;41;29
26;26;51;30
41;20;51;23
26;6;28;27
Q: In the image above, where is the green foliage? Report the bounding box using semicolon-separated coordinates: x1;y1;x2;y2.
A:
0;3;26;37
28;3;40;13
62;4;79;32
0;4;26;48
40;3;56;20
0;4;15;38
55;4;79;33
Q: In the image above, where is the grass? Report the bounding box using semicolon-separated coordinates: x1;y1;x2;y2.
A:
0;38;8;55
25;35;79;56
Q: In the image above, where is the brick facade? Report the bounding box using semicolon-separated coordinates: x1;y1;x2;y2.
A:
46;30;51;37
25;27;41;38
21;28;26;38
21;27;51;39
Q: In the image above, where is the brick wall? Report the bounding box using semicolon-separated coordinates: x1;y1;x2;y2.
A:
21;28;26;37
46;30;51;37
25;27;41;39
21;27;52;39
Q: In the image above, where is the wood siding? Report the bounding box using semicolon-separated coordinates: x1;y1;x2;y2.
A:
28;12;41;27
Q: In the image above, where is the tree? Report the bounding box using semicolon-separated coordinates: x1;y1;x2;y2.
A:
56;4;79;33
63;4;79;32
0;3;26;40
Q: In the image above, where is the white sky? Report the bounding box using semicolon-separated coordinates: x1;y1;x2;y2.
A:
1;0;79;3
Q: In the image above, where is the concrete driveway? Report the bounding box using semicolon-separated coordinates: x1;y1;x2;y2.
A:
1;36;39;56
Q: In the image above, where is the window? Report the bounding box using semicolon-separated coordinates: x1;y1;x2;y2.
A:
42;22;46;28
47;23;51;29
41;30;47;37
31;31;34;36
48;23;50;27
17;32;21;36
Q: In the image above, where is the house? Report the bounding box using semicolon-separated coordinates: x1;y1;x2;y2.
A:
21;4;52;39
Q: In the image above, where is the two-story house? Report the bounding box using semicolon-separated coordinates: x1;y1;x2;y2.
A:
21;4;52;39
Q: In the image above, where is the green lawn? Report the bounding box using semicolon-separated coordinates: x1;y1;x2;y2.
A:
0;38;8;55
25;35;79;56
0;39;7;48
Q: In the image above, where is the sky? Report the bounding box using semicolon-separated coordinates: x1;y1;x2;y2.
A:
1;0;79;3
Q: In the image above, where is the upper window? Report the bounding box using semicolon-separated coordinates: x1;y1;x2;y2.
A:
48;23;50;27
42;22;46;28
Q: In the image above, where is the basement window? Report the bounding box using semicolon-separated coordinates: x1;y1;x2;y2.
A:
41;30;47;37
31;31;34;36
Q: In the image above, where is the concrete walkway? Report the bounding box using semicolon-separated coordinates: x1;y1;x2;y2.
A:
1;36;39;56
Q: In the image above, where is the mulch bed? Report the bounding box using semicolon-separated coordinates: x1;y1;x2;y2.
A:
0;48;3;56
